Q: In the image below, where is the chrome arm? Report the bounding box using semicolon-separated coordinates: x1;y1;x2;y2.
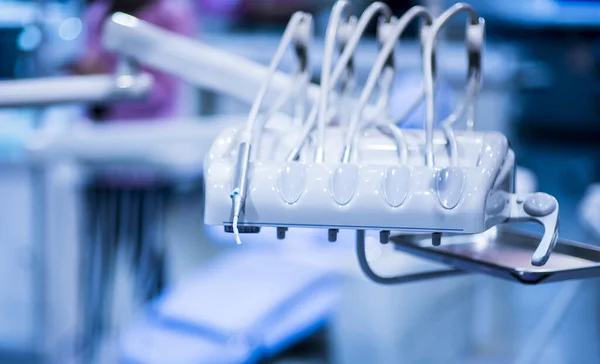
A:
356;230;464;285
0;73;152;108
103;12;322;110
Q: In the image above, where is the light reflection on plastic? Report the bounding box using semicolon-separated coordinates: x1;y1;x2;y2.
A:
112;12;140;27
116;75;135;89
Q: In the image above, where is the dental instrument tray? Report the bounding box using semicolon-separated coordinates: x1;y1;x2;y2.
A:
391;229;600;284
204;1;563;276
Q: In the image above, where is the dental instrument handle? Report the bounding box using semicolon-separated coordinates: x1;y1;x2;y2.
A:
231;141;251;244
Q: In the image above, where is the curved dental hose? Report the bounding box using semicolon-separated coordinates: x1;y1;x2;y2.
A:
316;0;354;163
288;1;393;163
230;12;313;244
253;36;313;160
290;37;312;127
342;6;434;164
423;3;484;167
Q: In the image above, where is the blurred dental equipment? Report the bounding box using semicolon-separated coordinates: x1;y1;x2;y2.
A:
120;249;339;363
0;2;297;109
76;0;195;121
0;7;435;116
0;69;153;107
27;115;242;174
103;11;320;109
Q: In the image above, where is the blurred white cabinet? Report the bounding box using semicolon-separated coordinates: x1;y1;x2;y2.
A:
0;164;36;351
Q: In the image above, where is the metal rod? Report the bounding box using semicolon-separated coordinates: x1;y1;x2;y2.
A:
0;74;152;108
356;230;464;285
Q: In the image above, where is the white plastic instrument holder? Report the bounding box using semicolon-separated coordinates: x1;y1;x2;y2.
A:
357;4;559;284
204;2;564;284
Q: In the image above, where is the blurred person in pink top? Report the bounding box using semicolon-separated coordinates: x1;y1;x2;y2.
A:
73;0;194;121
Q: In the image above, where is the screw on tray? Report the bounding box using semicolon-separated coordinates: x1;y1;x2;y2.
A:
380;230;391;244
277;227;288;240
328;229;339;242
432;232;442;246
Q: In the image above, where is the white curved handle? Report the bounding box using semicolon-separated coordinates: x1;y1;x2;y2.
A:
508;193;560;266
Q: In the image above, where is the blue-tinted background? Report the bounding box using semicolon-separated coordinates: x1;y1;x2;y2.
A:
0;0;598;363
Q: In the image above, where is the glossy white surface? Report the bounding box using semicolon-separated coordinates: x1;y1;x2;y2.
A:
278;163;307;205
204;125;514;234
331;164;359;206
382;166;411;208
524;192;558;217
436;167;465;210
